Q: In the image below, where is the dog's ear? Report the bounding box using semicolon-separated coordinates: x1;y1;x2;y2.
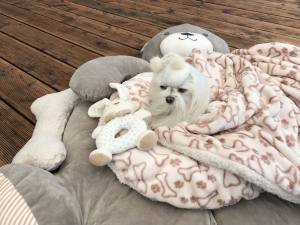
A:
150;56;163;73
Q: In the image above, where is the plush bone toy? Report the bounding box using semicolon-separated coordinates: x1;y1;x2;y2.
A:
12;89;79;171
88;83;158;166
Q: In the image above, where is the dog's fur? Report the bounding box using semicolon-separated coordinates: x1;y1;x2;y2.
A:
148;53;210;128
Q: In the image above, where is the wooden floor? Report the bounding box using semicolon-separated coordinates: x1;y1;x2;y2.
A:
1;0;300;166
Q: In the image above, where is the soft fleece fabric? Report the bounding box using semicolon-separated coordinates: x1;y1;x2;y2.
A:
110;43;300;209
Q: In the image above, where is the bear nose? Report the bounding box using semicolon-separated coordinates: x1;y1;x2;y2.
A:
181;32;194;36
166;96;175;104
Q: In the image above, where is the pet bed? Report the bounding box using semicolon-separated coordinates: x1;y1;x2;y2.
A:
1;24;300;224
1;100;299;225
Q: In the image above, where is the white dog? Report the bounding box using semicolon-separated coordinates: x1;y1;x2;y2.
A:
148;53;210;128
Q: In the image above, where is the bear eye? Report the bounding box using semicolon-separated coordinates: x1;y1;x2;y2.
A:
178;88;187;93
160;85;167;90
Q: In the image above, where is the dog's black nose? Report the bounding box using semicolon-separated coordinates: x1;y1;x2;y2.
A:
166;96;175;104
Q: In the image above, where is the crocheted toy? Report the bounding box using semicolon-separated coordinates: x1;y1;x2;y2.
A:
88;83;158;166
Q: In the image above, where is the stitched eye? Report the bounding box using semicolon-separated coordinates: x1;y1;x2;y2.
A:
160;85;167;90
178;88;187;93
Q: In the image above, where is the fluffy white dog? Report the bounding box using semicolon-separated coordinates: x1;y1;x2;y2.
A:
149;53;210;128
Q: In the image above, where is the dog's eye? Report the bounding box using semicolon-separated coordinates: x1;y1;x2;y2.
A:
160;85;167;90
178;88;187;93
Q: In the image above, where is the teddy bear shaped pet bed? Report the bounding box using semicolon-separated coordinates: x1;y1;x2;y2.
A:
1;24;300;225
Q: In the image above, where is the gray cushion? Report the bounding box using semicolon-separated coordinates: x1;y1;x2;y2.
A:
141;23;230;61
58;101;215;225
0;164;82;225
69;56;150;102
214;193;300;225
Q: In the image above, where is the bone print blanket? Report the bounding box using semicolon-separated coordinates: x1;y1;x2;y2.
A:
109;42;300;209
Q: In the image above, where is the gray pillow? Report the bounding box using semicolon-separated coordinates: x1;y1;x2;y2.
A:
70;56;150;102
141;23;230;61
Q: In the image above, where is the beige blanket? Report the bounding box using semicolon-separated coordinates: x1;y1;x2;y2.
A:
110;43;300;209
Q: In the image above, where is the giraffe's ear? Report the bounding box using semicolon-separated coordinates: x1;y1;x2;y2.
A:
150;56;163;73
88;98;111;117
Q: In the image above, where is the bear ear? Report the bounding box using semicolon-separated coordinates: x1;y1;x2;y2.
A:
169;55;185;70
150;56;163;73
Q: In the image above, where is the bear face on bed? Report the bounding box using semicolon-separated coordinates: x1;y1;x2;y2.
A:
141;23;230;61
160;32;214;57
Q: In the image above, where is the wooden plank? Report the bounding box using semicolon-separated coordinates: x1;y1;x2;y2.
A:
42;0;248;49
0;99;33;167
245;0;300;13
72;0;300;48
0;58;54;122
205;0;300;21
175;0;300;14
167;0;300;12
163;0;203;7
69;0;253;49
0;14;98;68
5;0;149;50
118;0;300;45
129;0;300;39
202;2;300;30
165;0;300;31
69;0;177;27
0;2;138;56
39;0;251;48
0;32;73;90
265;0;299;3
35;0;161;37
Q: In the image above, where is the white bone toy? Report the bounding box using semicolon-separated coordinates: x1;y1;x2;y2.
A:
88;83;158;166
12;89;79;171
